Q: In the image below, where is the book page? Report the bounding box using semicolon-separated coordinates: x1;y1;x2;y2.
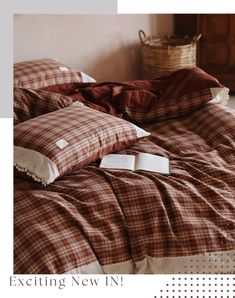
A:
99;154;135;170
134;153;170;174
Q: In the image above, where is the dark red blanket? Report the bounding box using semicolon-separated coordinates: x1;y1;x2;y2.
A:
42;67;224;123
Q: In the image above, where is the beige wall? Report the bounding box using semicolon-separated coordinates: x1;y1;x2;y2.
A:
14;14;173;81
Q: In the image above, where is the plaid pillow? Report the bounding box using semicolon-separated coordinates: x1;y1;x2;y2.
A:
14;87;75;125
14;103;150;185
117;67;230;123
14;58;85;89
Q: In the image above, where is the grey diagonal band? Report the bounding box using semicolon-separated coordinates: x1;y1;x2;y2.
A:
6;0;117;13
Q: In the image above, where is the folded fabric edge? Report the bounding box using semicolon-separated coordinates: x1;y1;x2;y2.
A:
14;146;59;186
131;123;151;138
210;87;230;105
64;249;235;274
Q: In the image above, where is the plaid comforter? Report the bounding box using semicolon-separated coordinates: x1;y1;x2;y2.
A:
14;102;235;274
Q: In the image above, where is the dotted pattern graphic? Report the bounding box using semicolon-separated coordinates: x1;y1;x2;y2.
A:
154;276;235;298
177;251;235;274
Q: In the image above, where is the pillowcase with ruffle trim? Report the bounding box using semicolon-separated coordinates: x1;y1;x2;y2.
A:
14;103;150;185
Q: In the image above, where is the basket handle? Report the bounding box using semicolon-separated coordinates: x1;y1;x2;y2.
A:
193;34;202;43
138;30;147;44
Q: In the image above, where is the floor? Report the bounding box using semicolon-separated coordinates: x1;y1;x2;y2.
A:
227;95;235;109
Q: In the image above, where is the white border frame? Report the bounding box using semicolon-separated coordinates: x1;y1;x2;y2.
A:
1;1;235;298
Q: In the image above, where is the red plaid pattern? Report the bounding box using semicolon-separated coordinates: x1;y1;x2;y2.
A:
14;58;83;89
41;67;226;124
121;87;215;123
14;103;235;274
14;87;75;125
14;104;139;184
117;68;227;123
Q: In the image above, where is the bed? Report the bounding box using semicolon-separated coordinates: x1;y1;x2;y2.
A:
13;59;235;274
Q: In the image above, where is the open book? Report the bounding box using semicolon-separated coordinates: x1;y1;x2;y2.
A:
100;152;170;174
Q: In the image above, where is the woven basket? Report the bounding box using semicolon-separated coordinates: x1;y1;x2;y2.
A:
139;30;201;79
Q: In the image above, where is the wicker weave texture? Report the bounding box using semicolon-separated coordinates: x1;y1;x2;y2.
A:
139;30;201;78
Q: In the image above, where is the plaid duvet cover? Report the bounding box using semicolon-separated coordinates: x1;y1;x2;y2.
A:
14;102;235;274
